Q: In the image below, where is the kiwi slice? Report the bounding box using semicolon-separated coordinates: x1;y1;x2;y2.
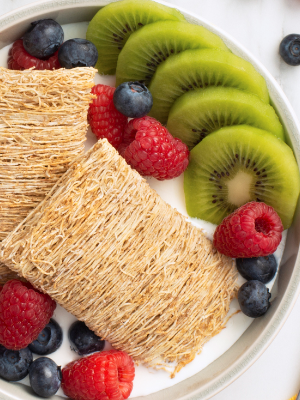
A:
184;125;300;229
116;20;229;86
167;87;285;149
148;49;269;124
86;0;185;75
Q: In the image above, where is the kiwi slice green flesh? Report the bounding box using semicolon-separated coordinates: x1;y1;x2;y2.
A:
116;20;229;86
184;125;300;229
86;0;185;75
167;87;285;149
148;49;269;124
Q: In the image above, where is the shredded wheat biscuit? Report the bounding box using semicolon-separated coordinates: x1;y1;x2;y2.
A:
0;67;96;284
1;140;237;376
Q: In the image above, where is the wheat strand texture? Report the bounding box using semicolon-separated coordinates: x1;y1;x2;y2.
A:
0;140;237;376
0;67;96;284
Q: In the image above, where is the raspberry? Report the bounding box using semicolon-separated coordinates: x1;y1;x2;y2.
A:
0;280;56;350
61;350;135;400
213;202;283;258
122;116;189;180
7;40;60;71
118;116;155;156
88;84;128;149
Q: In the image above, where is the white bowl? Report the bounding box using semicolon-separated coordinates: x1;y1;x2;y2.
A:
0;1;300;399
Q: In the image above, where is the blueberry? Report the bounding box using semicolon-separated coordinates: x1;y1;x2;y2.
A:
28;319;63;356
279;34;300;66
113;81;153;118
0;345;32;381
58;38;98;69
236;255;277;284
29;357;61;398
69;321;105;356
238;280;271;318
23;19;64;59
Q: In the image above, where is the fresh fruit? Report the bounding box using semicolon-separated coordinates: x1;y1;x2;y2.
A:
69;321;105;356
86;0;186;74
238;280;271;318
149;48;270;124
116;20;229;86
23;19;64;59
167;86;285;149
184;125;299;229
118;116;156;155
61;350;135;400
113;81;153;118
58;38;98;69
123;116;189;180
29;319;63;355
7;39;61;70
279;34;300;66
0;280;56;350
88;84;128;148
213;202;283;258
29;357;61;398
236;255;277;284
0;345;32;381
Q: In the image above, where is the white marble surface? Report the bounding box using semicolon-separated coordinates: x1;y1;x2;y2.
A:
1;0;300;399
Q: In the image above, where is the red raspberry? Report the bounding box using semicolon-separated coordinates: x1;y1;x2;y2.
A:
7;40;60;71
88;84;128;149
122;116;189;180
0;280;56;350
61;350;135;400
118;116;156;156
213;202;283;258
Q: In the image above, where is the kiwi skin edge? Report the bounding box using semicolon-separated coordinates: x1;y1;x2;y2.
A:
184;125;300;230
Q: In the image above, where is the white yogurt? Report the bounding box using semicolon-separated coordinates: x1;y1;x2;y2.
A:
0;21;287;398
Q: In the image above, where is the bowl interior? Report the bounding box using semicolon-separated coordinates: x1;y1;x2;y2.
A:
0;1;300;400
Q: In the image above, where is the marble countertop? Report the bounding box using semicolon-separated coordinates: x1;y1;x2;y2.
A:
1;0;300;399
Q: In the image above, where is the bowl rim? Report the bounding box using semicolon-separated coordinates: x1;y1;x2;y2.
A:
0;1;300;399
